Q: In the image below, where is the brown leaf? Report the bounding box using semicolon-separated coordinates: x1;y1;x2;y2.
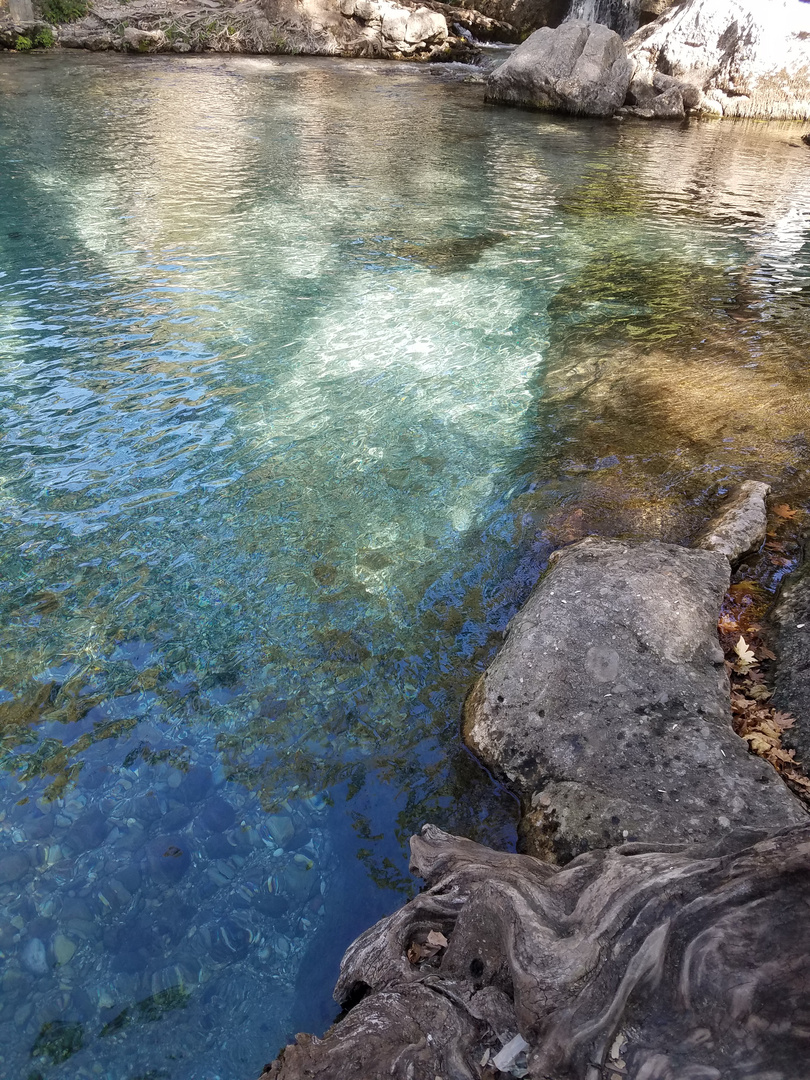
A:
747;683;772;701
426;930;448;949
756;645;777;662
717;614;739;634
772;504;798;520
771;711;796;732
745;732;774;755
407;943;422;964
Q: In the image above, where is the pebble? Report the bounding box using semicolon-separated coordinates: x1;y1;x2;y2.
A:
200;796;236;833
0;852;30;884
145;835;191;883
14;1003;33;1026
53;934;76;966
266;815;295;847
21;937;49;976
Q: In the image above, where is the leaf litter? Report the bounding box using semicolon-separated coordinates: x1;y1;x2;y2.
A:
718;499;810;804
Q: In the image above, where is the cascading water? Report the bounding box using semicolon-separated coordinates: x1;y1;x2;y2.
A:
565;0;642;38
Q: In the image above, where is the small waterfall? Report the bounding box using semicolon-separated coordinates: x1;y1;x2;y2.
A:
565;0;642;39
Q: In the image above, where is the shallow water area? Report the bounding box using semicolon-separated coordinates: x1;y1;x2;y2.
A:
1;50;810;1080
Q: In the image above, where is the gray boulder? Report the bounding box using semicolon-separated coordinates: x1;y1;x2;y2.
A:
485;19;633;117
627;0;810;120
121;26;167;53
464;536;804;862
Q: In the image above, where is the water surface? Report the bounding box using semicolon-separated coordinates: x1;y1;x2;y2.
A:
1;51;810;1080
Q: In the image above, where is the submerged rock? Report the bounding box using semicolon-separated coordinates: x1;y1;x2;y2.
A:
485;20;633;117
464;536;804;861
145;835;192;883
21;937;49;976
263;821;810;1080
0;851;29;884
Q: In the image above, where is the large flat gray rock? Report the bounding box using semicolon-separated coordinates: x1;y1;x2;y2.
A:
464;537;805;862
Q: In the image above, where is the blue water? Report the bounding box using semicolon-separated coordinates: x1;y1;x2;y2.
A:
1;50;810;1080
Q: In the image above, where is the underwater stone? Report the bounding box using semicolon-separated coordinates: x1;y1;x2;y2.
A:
59;897;94;923
63;808;110;854
200;796;236;832
266;815;295;847
52;934;77;966
145;835;192;883
255;893;290;918
162;805;193;831
284;862;318;899
0;851;30;884
21;937;50;976
180;766;213;804
31;1019;84;1066
22;811;54;840
205;833;236;859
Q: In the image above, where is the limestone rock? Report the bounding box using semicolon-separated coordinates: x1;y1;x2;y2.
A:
652;70;701;109
464;536;804;862
696;480;771;563
262;821;810;1080
404;7;447;43
772;553;810;768
121;26;167;53
473;0;566;40
380;6;407;40
626;0;810;121
485;20;633;117
623;83;683;118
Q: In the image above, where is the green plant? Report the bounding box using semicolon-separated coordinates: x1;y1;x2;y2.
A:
37;0;89;24
14;35;33;50
32;26;55;46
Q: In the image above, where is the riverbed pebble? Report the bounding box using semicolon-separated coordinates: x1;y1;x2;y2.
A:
0;852;30;884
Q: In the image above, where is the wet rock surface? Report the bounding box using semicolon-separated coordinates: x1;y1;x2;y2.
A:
772;552;810;767
464;536;804;861
263;821;810;1080
485;19;633;117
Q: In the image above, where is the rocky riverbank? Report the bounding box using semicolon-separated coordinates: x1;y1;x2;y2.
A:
3;0;810;124
0;0;523;60
261;485;810;1078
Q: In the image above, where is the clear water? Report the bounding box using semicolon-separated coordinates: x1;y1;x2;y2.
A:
1;51;810;1080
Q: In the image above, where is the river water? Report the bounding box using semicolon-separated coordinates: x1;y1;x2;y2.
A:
1;51;809;1080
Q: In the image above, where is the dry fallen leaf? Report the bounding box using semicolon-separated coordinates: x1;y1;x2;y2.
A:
733;636;758;673
771;711;796;732
426;930;448;948
717;614;739;634
772;504;798;520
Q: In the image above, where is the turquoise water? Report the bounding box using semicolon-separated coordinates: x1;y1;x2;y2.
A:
1;51;810;1080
